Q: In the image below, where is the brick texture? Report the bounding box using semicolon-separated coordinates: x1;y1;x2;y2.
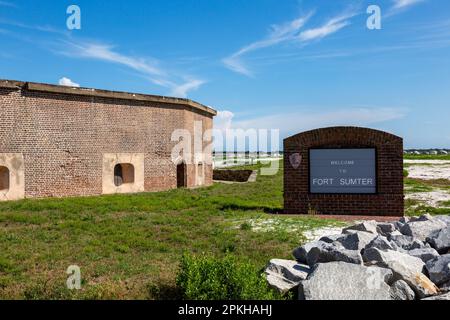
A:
0;84;215;199
284;127;404;216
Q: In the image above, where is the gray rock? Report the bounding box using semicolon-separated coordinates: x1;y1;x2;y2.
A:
389;230;403;237
400;219;446;242
426;226;450;254
299;262;392;300
434;215;450;226
440;281;450;292
390;280;416;300
377;223;396;237
415;214;435;222
336;231;377;251
292;241;325;264
394;221;405;231
399;217;411;224
408;248;440;263
306;242;363;266
363;248;425;275
343;220;378;234
389;234;428;250
319;234;345;244
422;292;450;300
264;259;311;294
365;235;397;252
382;260;439;298
426;254;450;286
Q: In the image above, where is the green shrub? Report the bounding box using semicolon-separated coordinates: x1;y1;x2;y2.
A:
403;169;409;177
176;253;284;300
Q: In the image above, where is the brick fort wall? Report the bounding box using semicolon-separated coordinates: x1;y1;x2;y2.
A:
0;80;216;199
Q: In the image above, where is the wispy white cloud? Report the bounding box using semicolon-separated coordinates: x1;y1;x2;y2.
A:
392;0;425;9
54;39;205;98
0;18;205;98
0;1;17;8
61;40;164;77
170;79;205;97
58;77;80;87
298;12;355;42
223;10;357;76
231;107;406;133
223;12;313;76
386;0;427;17
0;18;67;35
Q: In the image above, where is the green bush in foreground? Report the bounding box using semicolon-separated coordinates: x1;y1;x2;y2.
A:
176;253;284;300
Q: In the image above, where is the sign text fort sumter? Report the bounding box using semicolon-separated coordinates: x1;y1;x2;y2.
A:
309;148;376;194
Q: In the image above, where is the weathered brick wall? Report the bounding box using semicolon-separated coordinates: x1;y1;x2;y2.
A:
284;127;404;216
0;82;215;199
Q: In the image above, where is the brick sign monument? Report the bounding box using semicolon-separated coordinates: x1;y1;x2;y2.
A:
284;127;404;216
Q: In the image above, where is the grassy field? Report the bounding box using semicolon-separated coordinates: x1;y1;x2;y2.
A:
403;154;450;160
404;177;450;216
1;159;448;299
0;161;345;300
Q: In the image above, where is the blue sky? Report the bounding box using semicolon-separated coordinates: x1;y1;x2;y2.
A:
0;0;449;149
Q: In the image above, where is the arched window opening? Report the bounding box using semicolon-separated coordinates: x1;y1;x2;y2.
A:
198;163;204;178
114;163;135;187
177;162;187;188
0;166;10;191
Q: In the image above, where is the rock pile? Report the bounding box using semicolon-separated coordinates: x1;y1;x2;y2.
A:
264;214;450;300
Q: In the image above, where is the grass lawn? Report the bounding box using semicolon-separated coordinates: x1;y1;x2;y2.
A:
403;154;450;160
0;161;344;300
1;159;448;299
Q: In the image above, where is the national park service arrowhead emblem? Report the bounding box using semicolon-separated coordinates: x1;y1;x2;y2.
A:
289;153;302;169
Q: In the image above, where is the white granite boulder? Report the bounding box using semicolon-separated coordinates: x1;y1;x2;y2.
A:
422;292;450;300
298;262;393;300
408;248;440;263
365;235;398;252
389;280;416;300
376;223;397;237
363;247;425;274
306;242;363;266
426;254;450;286
335;231;377;252
264;259;311;294
343;220;378;234
426;226;450;254
292;241;325;264
400;219;446;242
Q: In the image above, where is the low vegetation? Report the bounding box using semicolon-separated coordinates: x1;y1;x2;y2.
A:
403;154;450;160
0;161;340;299
404;177;450;216
176;253;285;300
0;159;448;299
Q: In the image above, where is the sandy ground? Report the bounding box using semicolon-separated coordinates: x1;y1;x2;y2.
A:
405;160;450;180
302;226;344;242
406;190;450;207
405;160;450;207
404;159;450;165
